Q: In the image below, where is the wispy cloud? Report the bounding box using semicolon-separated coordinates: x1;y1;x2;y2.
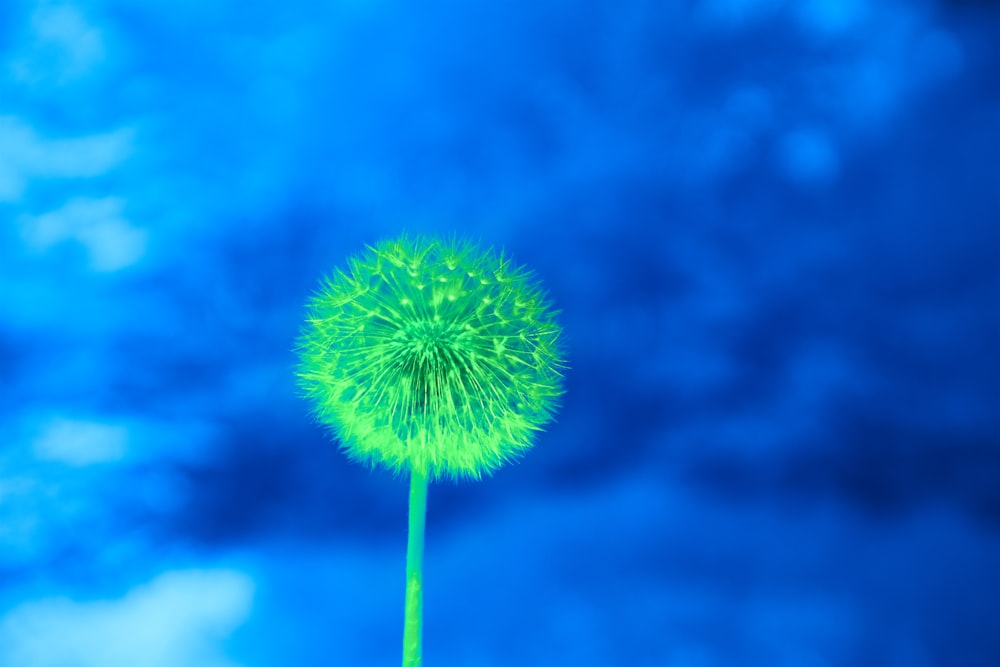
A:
31;417;129;466
7;4;106;84
0;116;133;202
0;570;254;667
19;197;147;271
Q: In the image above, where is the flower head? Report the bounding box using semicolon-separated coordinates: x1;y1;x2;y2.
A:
296;235;565;480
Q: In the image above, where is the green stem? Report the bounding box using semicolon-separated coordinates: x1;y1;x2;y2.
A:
402;466;428;667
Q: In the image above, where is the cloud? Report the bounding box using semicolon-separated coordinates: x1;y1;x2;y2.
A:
0;116;133;202
776;127;840;187
0;570;254;667
694;0;783;29
8;3;105;84
0;411;207;571
19;196;147;271
794;0;870;39
32;417;129;466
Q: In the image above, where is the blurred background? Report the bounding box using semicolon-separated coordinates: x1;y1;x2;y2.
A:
1;0;998;665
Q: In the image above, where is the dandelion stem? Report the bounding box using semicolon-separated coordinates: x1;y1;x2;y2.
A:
402;466;428;667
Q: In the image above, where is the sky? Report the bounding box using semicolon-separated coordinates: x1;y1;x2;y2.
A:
1;0;999;666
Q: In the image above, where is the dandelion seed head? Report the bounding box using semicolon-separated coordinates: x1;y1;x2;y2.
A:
296;235;565;480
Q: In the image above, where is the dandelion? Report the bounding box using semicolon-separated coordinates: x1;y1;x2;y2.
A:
296;234;565;480
295;234;565;666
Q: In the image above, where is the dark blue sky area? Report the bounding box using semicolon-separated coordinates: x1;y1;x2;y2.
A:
1;1;998;666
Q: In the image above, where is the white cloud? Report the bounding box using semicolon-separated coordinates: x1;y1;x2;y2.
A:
32;417;129;466
20;196;147;271
694;0;783;29
0;116;133;201
795;0;870;39
8;4;105;84
0;569;254;667
912;28;965;83
776;127;840;187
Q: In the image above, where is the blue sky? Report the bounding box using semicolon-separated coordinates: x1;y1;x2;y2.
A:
1;1;999;666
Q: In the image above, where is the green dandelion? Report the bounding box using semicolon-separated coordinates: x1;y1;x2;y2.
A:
295;234;565;666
